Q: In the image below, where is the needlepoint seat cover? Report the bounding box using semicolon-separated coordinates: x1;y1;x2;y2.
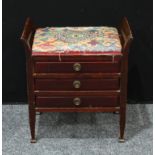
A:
32;26;122;56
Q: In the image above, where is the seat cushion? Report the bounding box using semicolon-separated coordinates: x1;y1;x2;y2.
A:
32;26;122;56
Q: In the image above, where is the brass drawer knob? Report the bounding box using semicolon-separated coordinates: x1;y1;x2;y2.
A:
73;80;81;89
73;63;81;72
73;97;81;106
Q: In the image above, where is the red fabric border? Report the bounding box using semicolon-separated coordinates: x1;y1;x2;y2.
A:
32;51;122;56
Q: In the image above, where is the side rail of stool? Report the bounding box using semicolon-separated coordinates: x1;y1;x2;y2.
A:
20;17;36;56
118;17;133;52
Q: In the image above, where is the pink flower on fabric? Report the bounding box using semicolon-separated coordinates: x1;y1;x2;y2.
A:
88;40;99;46
38;42;54;49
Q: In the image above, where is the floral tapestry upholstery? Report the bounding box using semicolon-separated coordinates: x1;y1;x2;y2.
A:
32;26;122;55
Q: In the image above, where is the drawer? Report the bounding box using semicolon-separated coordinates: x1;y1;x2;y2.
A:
35;96;119;107
34;62;121;73
35;78;120;91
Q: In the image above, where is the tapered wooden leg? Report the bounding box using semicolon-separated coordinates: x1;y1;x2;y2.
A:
119;106;126;143
29;105;36;143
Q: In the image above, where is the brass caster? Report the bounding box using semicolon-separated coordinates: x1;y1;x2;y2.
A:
36;112;42;115
119;138;125;143
113;111;119;114
31;139;37;143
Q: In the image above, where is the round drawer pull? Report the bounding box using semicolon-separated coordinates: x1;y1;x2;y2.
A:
73;80;81;89
73;97;81;106
73;63;81;72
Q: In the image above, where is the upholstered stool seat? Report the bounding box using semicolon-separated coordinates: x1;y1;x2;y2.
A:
32;26;122;56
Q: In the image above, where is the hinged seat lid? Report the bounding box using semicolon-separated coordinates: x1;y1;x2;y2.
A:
32;26;122;56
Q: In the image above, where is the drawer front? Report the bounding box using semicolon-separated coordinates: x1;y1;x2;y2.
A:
34;62;121;73
35;96;119;107
35;78;120;91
